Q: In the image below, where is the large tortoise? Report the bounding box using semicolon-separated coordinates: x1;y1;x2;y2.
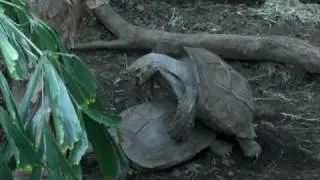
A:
118;99;218;170
124;44;262;158
121;52;199;141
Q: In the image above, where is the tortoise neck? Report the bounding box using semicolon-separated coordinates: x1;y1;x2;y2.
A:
148;53;183;72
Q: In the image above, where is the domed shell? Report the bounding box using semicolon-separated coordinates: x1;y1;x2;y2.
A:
183;47;255;138
118;100;215;170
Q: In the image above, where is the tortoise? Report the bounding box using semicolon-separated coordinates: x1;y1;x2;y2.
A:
123;44;262;158
121;52;199;142
118;99;219;170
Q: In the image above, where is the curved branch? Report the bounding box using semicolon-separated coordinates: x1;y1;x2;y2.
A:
78;1;320;74
72;40;145;50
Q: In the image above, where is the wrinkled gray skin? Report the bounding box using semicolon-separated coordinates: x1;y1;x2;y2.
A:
123;53;198;142
125;44;261;158
118;99;217;170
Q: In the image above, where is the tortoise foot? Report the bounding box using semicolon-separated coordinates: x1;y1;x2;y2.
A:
236;138;262;158
209;139;233;157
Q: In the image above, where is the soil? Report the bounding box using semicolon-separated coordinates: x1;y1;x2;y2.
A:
73;0;320;179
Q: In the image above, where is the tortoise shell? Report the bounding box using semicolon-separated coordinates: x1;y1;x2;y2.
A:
118;99;215;170
183;47;256;139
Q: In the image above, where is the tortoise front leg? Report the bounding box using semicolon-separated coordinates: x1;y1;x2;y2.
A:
236;138;262;158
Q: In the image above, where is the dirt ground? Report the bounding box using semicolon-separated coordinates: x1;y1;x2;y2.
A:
73;0;320;179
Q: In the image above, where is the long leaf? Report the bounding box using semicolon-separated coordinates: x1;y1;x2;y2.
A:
67;112;89;165
26;95;80;180
58;56;97;108
0;106;41;168
0;155;14;180
0;25;21;78
84;113;129;179
0;14;30;80
24;96;50;151
82;107;121;129
41;121;79;180
19;61;41;123
42;57;82;150
29;166;42;180
83;96;121;129
30;20;59;51
0;71;23;130
8;0;31;35
0;28;18;61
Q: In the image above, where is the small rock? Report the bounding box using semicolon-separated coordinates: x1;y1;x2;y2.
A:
215;175;227;180
113;77;122;86
227;171;234;176
260;120;275;129
186;163;203;174
136;5;144;12
221;158;234;166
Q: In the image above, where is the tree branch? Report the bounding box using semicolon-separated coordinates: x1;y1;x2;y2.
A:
75;1;320;74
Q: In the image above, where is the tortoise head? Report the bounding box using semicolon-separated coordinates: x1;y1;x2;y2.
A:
119;54;156;86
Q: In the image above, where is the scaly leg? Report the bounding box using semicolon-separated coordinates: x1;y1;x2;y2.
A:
236;138;262;158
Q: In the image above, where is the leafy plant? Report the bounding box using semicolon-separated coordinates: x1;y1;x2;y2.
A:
0;0;128;179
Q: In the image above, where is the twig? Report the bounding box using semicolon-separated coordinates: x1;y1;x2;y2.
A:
263;91;298;102
280;112;320;122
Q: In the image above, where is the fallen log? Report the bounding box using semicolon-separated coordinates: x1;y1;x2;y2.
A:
73;0;320;74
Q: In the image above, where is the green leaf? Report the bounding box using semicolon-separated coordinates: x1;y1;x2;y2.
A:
29;166;42;180
0;71;23;130
0;106;41;168
42;57;82;150
0;156;14;180
0;141;12;163
0;14;30;80
0;4;3;13
9;0;30;35
0;0;20;21
83;107;121;129
40;121;79;180
19;62;41;123
20;38;38;67
82;94;121;129
0;26;24;80
0;0;23;11
58;56;97;108
84;114;129;179
0;141;17;171
0;35;19;61
24;96;51;151
30;20;59;51
67;113;89;165
26;96;79;180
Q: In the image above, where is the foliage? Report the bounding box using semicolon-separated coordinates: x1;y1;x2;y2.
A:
252;0;320;23
0;0;128;179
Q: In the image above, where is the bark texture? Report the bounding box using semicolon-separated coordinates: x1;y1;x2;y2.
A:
74;1;320;74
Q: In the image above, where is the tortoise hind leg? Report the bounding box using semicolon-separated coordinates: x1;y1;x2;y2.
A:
236;138;262;158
